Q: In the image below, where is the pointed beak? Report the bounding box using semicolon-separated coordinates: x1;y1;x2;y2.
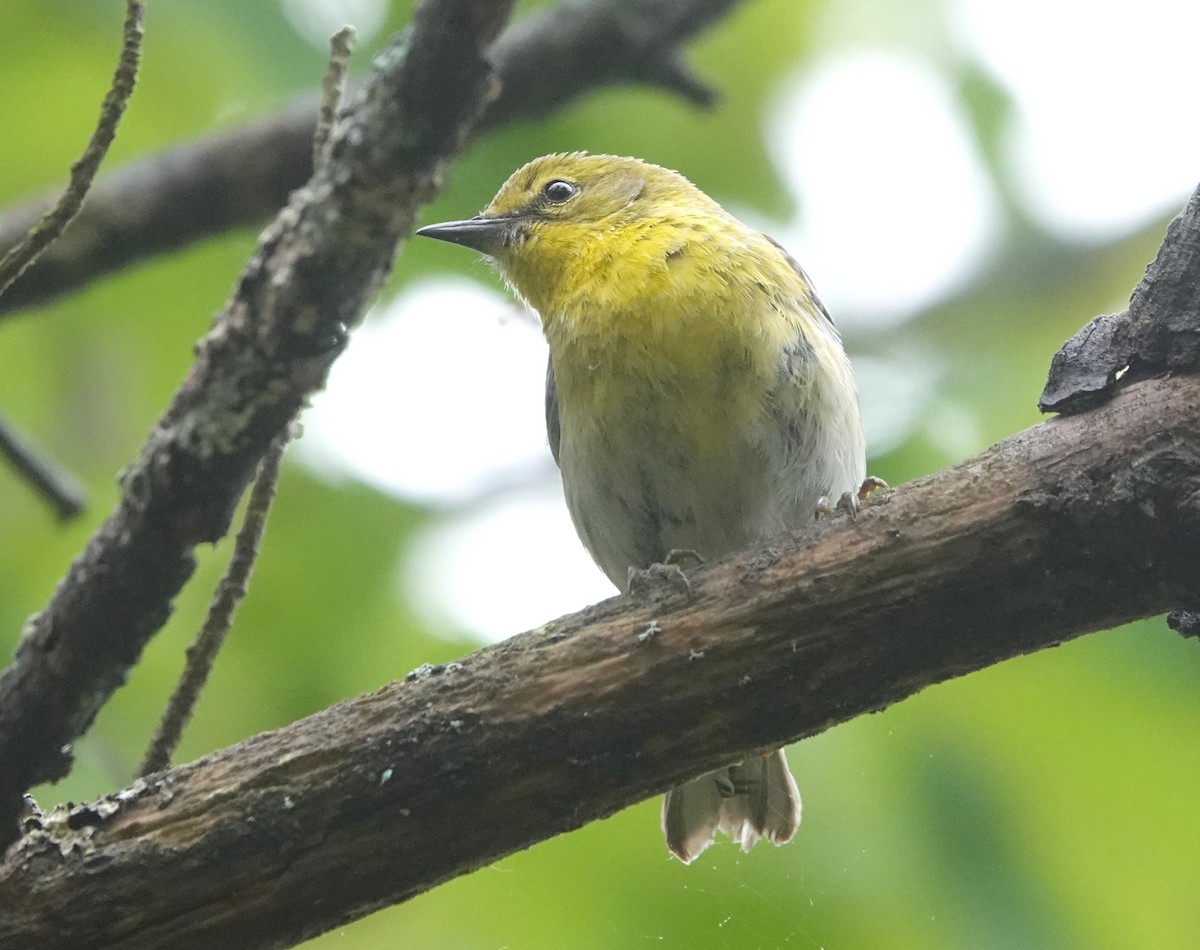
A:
415;215;523;256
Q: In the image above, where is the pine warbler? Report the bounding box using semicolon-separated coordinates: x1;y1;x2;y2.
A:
418;153;867;864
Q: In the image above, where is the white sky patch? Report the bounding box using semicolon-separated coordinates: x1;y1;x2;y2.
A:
300;279;552;504
767;51;997;329
957;0;1200;239
297;20;1199;642
281;0;387;48
397;348;933;645
853;350;941;458
405;488;617;643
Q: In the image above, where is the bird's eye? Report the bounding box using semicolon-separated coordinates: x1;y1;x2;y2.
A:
542;180;578;204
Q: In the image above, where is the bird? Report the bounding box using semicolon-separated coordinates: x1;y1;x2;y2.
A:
417;152;867;863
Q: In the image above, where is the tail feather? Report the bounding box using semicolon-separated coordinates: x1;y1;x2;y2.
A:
662;774;723;864
662;749;801;863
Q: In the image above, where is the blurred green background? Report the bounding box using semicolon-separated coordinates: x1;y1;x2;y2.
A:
3;1;1199;947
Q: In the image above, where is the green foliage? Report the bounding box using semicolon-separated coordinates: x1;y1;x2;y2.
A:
1;1;1197;947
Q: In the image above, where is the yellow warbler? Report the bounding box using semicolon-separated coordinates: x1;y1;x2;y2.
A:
418;153;867;864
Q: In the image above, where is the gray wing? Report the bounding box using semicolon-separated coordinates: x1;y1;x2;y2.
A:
545;354;561;466
763;233;835;327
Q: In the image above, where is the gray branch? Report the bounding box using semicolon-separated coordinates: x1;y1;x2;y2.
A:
2;181;1198;947
0;0;516;849
1040;186;1200;412
1;367;1198;948
0;0;1196;939
0;0;742;316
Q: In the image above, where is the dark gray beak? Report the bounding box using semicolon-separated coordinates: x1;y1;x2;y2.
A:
415;215;522;255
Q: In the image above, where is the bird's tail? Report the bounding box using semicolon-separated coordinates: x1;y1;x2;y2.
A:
661;749;801;864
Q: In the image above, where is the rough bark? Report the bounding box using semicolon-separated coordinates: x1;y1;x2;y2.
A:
1040;186;1200;412
1;371;1198;949
0;0;514;848
0;0;742;316
0;0;1196;939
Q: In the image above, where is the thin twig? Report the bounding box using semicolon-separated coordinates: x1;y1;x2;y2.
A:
138;432;289;777
0;413;86;520
314;27;357;170
0;0;741;317
0;0;142;515
0;0;144;300
139;30;360;777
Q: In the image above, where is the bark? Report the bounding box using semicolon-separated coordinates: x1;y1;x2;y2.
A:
0;0;514;848
0;0;742;316
0;371;1198;949
1041;186;1200;413
0;0;750;855
0;0;1197;941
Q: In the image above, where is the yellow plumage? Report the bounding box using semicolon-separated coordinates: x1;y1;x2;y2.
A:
418;152;866;864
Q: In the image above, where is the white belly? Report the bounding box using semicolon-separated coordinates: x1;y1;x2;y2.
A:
556;378;864;590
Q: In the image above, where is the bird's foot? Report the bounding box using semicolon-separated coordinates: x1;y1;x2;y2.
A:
857;475;889;500
627;550;704;599
815;476;890;520
663;548;705;569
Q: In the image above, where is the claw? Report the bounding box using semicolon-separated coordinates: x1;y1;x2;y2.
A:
858;475;889;501
663;548;704;569
817;477;889;520
836;490;859;517
628;561;692;599
627;549;705;599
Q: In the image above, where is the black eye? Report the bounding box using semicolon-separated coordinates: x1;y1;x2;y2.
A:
542;179;578;204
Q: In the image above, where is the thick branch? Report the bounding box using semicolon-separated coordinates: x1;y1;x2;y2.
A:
0;0;741;316
1;373;1198;949
0;0;513;846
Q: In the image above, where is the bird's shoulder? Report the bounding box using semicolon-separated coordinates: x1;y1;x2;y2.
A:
759;233;834;327
659;222;833;328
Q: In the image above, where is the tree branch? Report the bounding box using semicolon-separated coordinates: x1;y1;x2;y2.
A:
2;370;1198;949
0;0;144;515
138;25;357;781
0;0;742;316
0;0;143;300
0;412;86;520
0;0;515;848
0;0;1194;939
137;430;289;778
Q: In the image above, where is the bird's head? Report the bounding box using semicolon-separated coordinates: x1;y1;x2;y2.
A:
417;153;724;315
